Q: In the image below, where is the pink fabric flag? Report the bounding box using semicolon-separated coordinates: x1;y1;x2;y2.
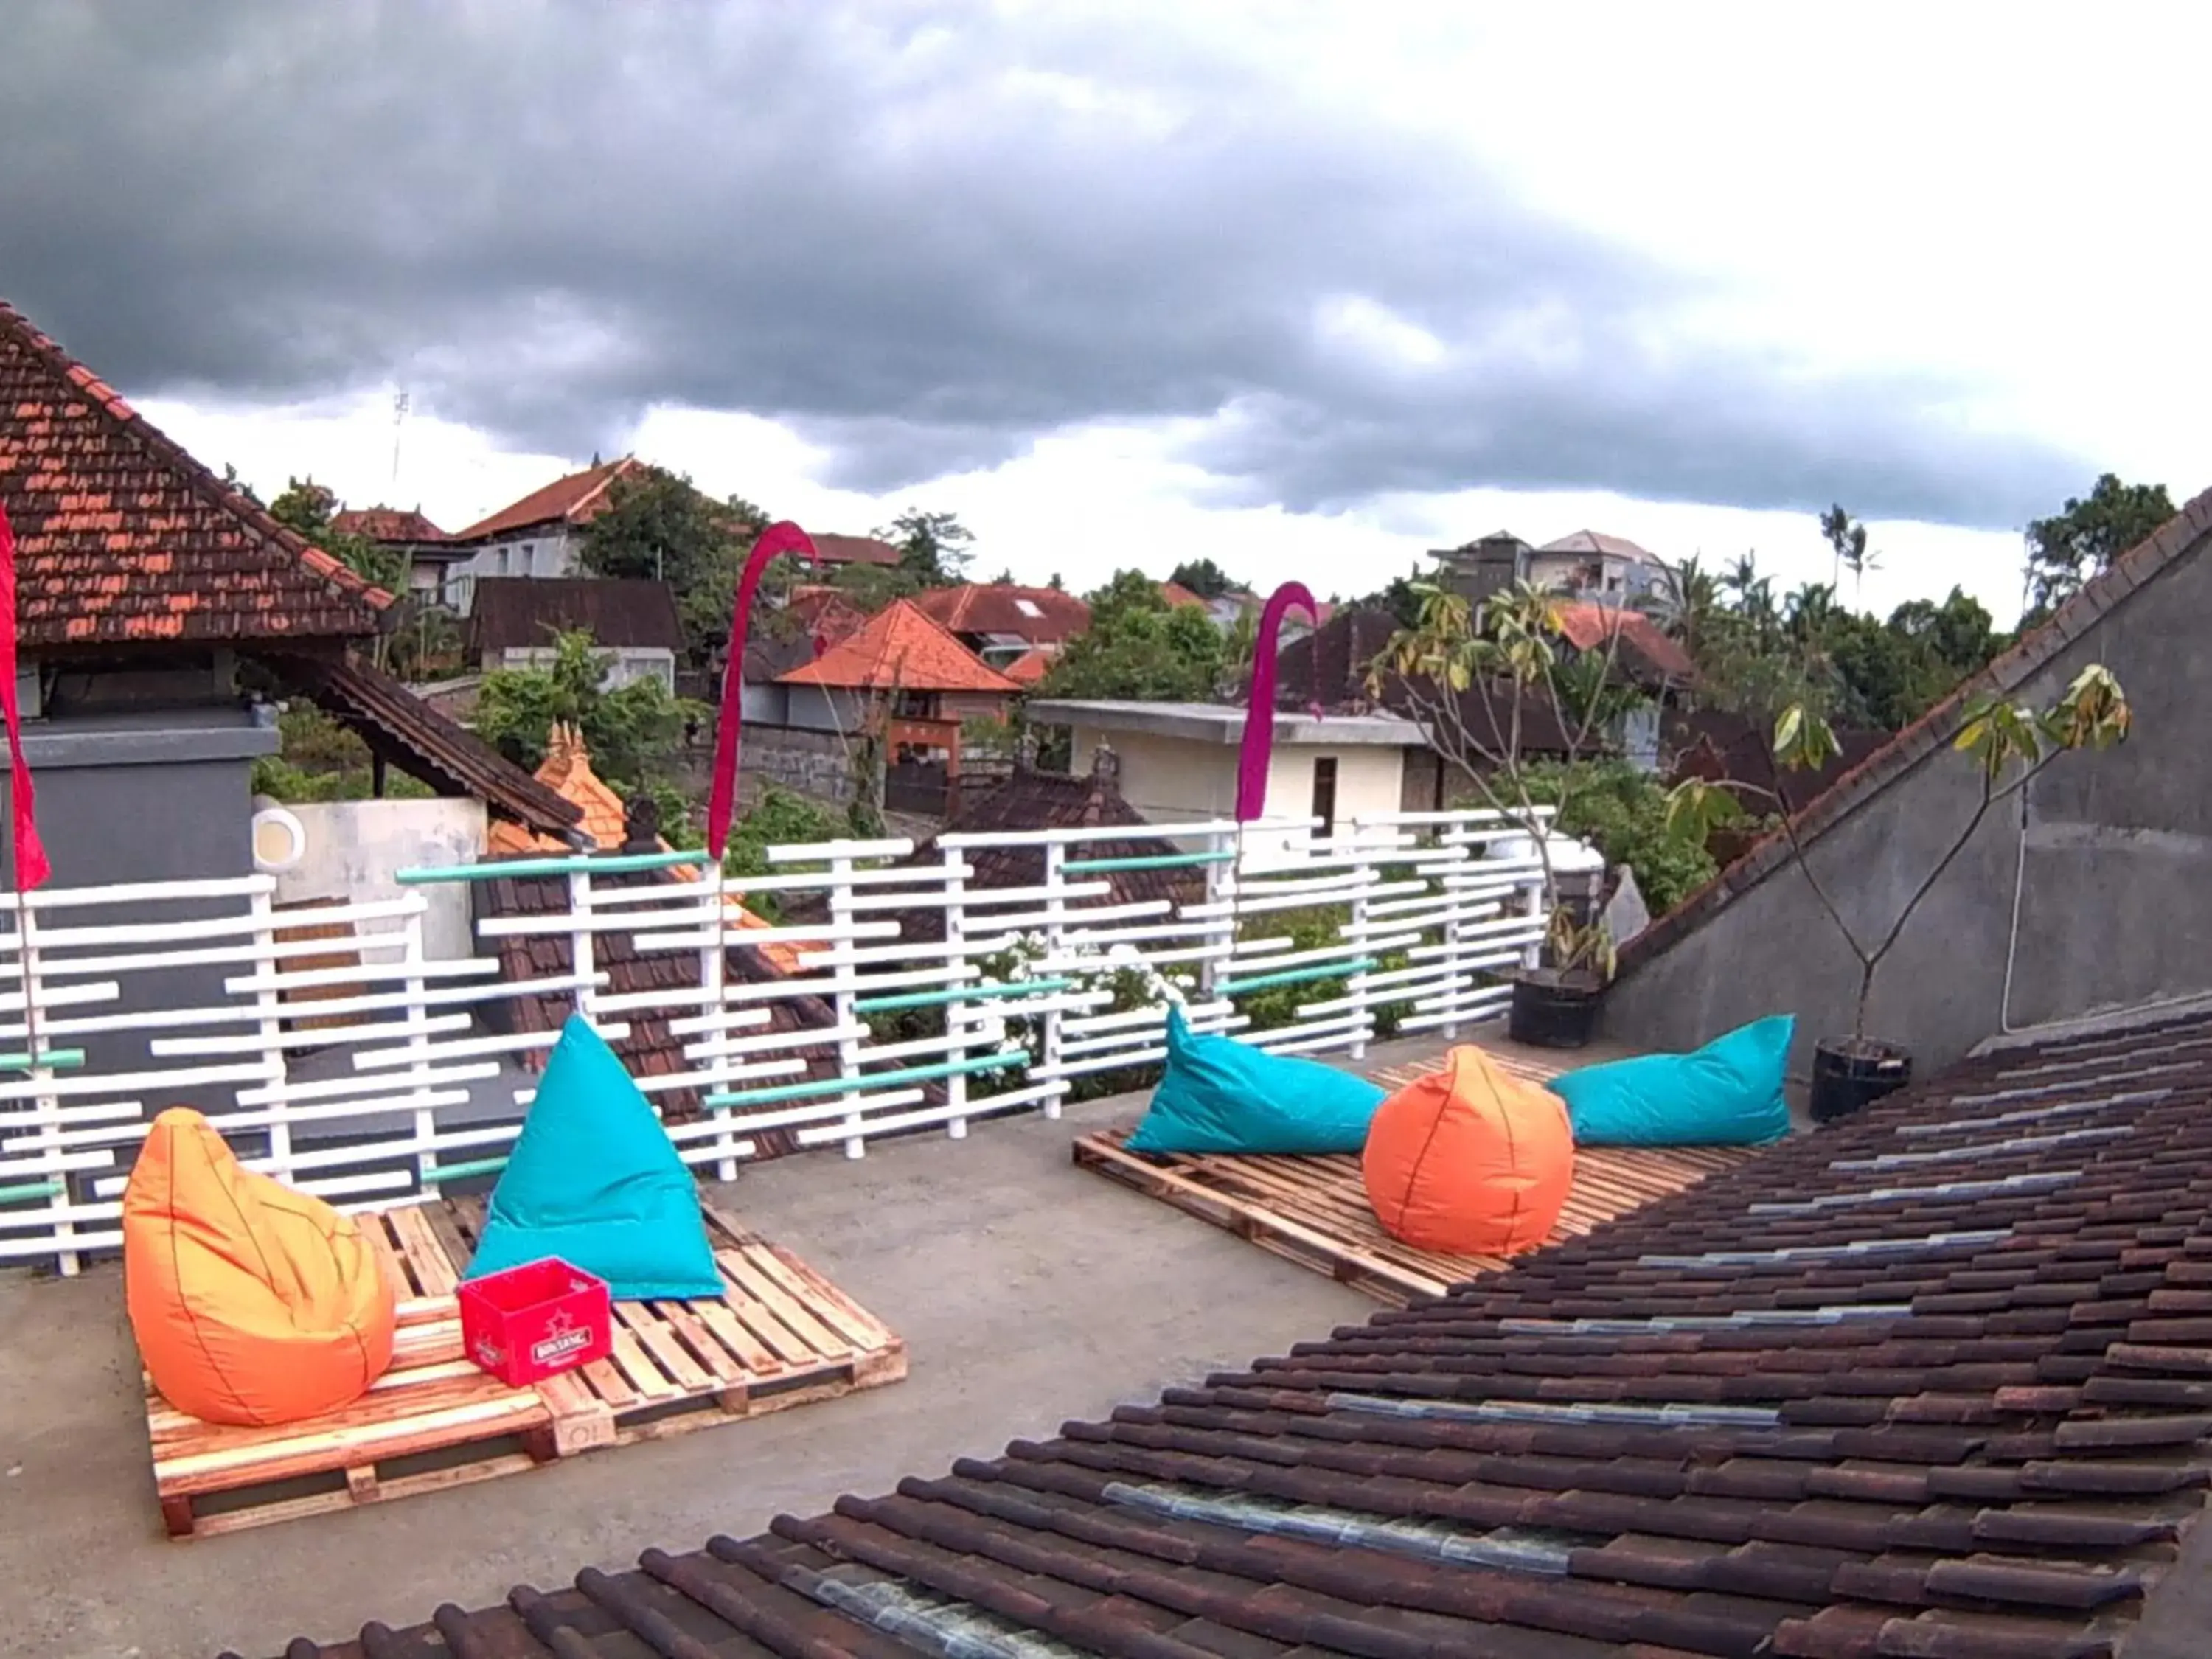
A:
706;521;819;859
0;506;49;891
1234;582;1317;823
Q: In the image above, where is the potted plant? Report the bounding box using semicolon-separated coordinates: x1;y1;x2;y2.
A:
1668;662;2134;1121
1375;580;1700;1049
1507;909;1617;1048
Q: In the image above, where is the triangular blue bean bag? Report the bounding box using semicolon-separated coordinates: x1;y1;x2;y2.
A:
463;1014;721;1301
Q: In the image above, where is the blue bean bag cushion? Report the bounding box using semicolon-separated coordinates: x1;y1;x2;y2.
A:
1125;1007;1387;1156
464;1015;721;1301
1550;1015;1794;1147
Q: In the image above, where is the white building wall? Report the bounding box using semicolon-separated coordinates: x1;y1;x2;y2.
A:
1068;726;1413;854
257;796;487;961
498;644;674;694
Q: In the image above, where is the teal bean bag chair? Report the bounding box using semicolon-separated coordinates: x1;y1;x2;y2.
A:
1125;1006;1387;1156
464;1014;721;1301
1551;1015;1795;1147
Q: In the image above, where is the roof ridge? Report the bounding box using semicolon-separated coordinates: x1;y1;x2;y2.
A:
0;300;393;617
1618;483;2212;977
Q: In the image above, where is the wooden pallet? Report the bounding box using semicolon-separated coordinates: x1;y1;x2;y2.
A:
1074;1046;1756;1306
143;1200;905;1537
432;1198;908;1456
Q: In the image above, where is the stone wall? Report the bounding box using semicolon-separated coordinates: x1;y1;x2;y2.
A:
747;723;858;803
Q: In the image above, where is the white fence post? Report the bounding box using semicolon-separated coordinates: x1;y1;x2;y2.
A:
829;851;866;1157
1038;838;1066;1118
1346;822;1374;1061
941;842;970;1140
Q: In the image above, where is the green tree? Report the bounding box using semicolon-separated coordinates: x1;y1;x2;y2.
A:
2024;474;2175;616
576;467;771;673
473;629;695;790
875;508;974;585
1167;557;1237;600
268;476;406;591
1040;569;1225;701
1819;503;1877;602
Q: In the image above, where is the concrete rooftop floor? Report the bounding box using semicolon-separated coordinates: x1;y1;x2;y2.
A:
0;1033;1481;1659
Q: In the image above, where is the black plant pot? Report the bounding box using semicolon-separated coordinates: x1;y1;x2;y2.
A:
1507;970;1604;1050
1809;1037;1912;1125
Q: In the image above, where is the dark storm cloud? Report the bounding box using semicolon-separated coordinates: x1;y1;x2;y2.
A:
0;1;2076;526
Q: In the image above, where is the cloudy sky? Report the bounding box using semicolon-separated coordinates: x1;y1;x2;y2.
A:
4;2;2202;620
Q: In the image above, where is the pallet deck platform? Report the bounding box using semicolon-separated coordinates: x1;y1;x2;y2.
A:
1073;1046;1758;1304
143;1200;905;1538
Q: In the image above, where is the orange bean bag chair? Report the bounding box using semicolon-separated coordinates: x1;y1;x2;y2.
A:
1362;1045;1574;1256
123;1108;396;1427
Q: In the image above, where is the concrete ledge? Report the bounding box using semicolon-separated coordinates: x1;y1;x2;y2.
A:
19;718;277;771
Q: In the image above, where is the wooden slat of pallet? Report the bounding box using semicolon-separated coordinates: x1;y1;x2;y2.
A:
145;1210;557;1540
146;1196;909;1533
1073;1123;1756;1306
441;1197;908;1455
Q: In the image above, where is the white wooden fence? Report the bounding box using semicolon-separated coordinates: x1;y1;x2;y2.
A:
0;807;1552;1273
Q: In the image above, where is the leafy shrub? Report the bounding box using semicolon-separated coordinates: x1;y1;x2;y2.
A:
1522;759;1718;915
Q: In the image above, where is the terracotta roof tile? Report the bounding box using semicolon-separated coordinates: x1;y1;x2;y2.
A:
484;725;799;972
252;1011;2212;1658
331;507;447;543
811;532;903;568
911;582;1091;646
452;456;639;542
1551;600;1697;686
0;298;389;646
779;599;1020;693
1003;645;1054;686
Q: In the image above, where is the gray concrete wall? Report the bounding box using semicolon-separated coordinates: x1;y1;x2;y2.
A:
1607;529;2212;1077
3;709;276;1112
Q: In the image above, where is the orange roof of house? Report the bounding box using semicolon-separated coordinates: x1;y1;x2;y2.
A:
455;456;640;542
1004;646;1054;686
0;298;390;646
787;585;872;650
485;724;801;973
1549;600;1696;684
909;582;1091;646
778;599;1020;693
333;506;448;543
1159;580;1207;609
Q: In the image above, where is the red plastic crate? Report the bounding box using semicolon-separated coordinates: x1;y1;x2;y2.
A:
458;1257;611;1388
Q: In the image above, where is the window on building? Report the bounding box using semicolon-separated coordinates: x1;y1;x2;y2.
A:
1310;755;1338;839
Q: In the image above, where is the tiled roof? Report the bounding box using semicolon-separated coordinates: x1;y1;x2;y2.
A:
0;299;389;646
812;532;904;568
1551;601;1697;686
470;577;685;655
485;724;800;973
278;656;582;837
452;457;639;542
253;1009;2212;1658
1620;485;2212;979
331;506;447;543
779;599;1020;694
911;582;1092;646
796;759;1200;945
1003;646;1054;686
786;586;873;653
1542;529;1663;564
1160;580;1208;608
474;860;834;1132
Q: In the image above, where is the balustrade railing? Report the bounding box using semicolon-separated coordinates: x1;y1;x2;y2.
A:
0;807;1552;1273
